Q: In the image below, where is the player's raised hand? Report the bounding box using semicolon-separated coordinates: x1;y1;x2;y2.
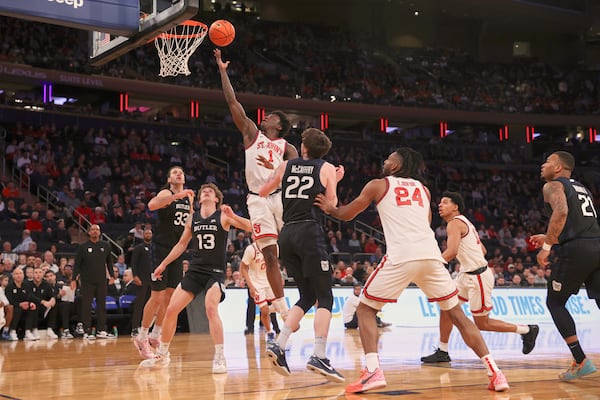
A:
256;155;274;170
220;204;234;216
175;189;195;200
213;48;230;69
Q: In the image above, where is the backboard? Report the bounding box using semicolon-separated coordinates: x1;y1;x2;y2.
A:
89;0;200;67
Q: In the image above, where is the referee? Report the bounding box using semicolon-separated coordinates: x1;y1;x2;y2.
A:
71;224;115;339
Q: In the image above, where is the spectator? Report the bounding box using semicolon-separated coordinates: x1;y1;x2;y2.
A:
13;229;34;254
1;242;18;265
1;181;20;199
50;219;71;244
90;207;107;225
24;210;43;233
340;267;359;286
363;237;378;253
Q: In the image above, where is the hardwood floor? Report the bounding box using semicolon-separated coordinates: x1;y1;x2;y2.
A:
0;323;598;399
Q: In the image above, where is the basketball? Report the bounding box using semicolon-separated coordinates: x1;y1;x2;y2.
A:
209;20;235;47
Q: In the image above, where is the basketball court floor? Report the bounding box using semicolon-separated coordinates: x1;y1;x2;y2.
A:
0;322;597;399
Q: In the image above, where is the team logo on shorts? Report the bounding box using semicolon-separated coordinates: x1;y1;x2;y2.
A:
253;223;261;234
552;280;562;292
320;260;330;272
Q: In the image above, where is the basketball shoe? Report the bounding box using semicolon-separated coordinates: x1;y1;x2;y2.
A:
421;348;451;363
266;342;291;376
140;351;170;368
488;371;509;392
212;354;227;374
521;324;539;354
148;334;160;347
559;358;597;381
134;336;155;359
345;368;386;393
306;355;345;383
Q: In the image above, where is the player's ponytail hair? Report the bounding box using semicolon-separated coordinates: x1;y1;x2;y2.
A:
393;147;427;183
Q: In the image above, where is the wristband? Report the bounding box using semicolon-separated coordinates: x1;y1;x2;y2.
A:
542;242;552;251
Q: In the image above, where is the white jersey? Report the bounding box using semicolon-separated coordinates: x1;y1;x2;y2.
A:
453;215;488;273
245;131;287;193
241;243;270;289
376;176;445;265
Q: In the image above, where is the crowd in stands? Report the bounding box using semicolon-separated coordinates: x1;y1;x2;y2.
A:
1;11;599;116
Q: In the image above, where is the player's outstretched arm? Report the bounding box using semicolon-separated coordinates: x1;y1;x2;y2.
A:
315;178;385;221
214;48;258;145
221;204;252;232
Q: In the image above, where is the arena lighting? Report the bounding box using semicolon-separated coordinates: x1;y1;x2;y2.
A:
380;118;388;132
256;108;265;125
439;121;448;138
190;100;199;119
119;93;129;112
526;125;536;143
498;125;508;141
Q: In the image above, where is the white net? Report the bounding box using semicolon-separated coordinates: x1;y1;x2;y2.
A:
154;21;208;77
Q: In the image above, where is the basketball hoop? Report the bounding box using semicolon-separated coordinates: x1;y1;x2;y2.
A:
154;20;208;77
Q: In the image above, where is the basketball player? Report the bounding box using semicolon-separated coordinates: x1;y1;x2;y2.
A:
260;128;345;383
134;166;194;359
214;48;299;321
315;148;509;393
239;241;279;344
530;151;600;380
140;183;252;372
421;191;539;363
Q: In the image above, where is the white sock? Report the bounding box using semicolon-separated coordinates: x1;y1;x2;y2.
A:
439;342;449;352
314;336;327;359
277;325;293;349
151;325;162;337
515;325;529;334
158;342;170;355
215;344;224;357
481;354;500;376
365;353;380;373
139;327;149;340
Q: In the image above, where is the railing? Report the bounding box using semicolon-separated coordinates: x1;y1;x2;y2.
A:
206;154;230;177
354;220;385;247
35;184;123;260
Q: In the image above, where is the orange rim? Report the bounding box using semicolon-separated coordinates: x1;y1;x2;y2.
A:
156;20;208;39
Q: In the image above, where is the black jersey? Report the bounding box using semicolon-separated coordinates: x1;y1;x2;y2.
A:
282;158;326;223
189;210;229;273
553;177;600;244
153;189;191;247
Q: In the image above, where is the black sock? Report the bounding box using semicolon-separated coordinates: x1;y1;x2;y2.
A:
568;341;586;364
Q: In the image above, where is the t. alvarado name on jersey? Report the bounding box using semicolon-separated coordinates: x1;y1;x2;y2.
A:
291;165;314;174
